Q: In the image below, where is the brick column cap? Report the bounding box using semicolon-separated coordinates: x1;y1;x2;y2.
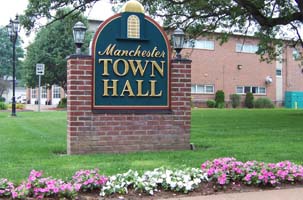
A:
171;58;192;64
66;54;91;60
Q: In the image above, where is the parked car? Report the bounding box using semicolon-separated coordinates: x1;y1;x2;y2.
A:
16;95;27;104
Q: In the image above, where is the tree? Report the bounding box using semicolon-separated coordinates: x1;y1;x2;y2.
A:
23;9;91;92
0;27;24;97
21;0;303;62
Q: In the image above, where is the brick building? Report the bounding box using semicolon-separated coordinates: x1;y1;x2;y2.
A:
184;34;303;107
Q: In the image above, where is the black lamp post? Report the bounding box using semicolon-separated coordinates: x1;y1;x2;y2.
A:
172;28;185;59
7;15;20;117
72;21;87;54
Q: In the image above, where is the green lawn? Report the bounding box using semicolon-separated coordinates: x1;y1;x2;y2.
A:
0;109;303;182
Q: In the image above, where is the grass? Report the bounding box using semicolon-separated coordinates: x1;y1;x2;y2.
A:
0;109;303;182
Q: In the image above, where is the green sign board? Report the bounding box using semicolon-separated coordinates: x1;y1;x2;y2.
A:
92;1;171;111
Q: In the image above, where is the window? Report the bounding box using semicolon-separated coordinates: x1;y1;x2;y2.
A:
184;40;214;50
236;86;266;95
292;49;301;60
191;84;214;94
127;15;140;39
41;86;47;99
236;43;258;53
276;69;282;76
53;85;61;99
31;88;36;99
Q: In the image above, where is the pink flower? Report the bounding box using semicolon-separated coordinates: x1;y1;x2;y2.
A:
218;174;227;185
244;174;252;182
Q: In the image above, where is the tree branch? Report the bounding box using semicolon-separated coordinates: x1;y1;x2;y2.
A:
235;0;303;28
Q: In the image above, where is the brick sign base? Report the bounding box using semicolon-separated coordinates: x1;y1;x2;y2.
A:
67;55;191;154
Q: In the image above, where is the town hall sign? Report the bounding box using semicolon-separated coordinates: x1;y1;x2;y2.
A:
92;0;171;111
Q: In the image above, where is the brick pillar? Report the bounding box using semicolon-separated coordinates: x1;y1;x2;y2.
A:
67;55;192;154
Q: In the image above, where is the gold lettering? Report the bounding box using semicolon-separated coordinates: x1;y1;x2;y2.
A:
150;80;162;97
121;80;135;96
99;59;112;76
151;61;165;77
142;50;146;57
134;45;141;56
113;59;129;76
129;50;135;56
151;47;157;57
114;49;121;56
136;80;149;96
103;80;118;96
121;50;129;56
99;44;115;56
129;60;148;76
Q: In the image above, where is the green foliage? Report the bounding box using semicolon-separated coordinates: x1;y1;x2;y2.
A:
57;98;67;108
23;9;91;92
21;1;303;62
245;92;254;108
0;27;24;79
216;102;225;109
230;94;241;108
206;100;216;108
0;102;7;110
254;98;275;109
0;96;5;102
215;90;225;108
7;103;25;109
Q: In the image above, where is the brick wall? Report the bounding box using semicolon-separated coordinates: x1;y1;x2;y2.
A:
67;55;191;154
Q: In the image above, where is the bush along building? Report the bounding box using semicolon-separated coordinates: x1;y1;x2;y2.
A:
184;34;303;108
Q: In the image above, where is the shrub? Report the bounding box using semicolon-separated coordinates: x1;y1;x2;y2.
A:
0;102;7;110
206;100;216;108
7;103;25;110
216;102;225;109
230;94;241;108
254;98;275;108
244;92;254;108
215;90;225;108
0;96;5;102
57;98;67;108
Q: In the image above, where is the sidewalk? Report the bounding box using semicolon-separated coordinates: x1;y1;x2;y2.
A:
165;188;303;200
25;104;59;111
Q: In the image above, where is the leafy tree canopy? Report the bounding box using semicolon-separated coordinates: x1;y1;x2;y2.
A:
23;8;90;92
0;27;24;79
21;0;303;62
0;27;24;97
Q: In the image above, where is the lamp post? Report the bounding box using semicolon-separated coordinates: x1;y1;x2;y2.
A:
7;15;20;117
172;28;185;59
72;21;87;54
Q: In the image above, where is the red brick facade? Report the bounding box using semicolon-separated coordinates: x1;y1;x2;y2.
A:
185;35;303;107
67;55;191;154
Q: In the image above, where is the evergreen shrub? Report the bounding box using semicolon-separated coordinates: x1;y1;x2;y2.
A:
206;100;216;108
230;94;241;108
245;92;254;108
215;90;225;108
254;98;275;108
57;98;67;108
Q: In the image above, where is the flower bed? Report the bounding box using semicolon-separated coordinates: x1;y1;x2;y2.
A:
1;158;303;199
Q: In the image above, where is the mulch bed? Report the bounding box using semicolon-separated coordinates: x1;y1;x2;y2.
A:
78;182;303;200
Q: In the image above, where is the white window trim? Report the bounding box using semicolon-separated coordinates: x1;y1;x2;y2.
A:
191;84;214;94
31;88;37;99
184;39;215;50
52;85;61;99
236;86;266;95
236;43;258;54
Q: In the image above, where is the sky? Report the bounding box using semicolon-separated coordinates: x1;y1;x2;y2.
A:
0;0;114;46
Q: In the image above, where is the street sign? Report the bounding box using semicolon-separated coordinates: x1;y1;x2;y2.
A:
36;64;45;75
